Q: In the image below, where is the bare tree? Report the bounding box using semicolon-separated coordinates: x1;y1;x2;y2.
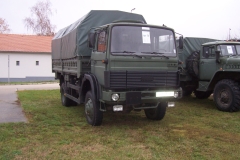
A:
24;0;56;36
232;29;240;40
0;18;11;33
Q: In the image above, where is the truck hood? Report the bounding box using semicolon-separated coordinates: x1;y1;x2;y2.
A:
108;56;178;71
221;56;240;65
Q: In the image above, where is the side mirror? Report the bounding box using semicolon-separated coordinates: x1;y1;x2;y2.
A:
178;36;183;49
88;32;96;49
215;50;221;63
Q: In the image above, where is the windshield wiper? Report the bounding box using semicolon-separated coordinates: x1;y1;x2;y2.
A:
141;52;169;59
112;51;142;58
141;51;164;54
222;54;237;58
229;54;237;57
112;50;135;53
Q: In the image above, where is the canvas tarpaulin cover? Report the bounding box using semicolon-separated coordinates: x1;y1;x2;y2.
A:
52;10;146;59
178;37;219;67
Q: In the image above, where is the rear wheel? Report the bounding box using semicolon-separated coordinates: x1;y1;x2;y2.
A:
60;83;72;107
144;102;167;120
85;91;103;126
214;79;240;112
194;90;212;99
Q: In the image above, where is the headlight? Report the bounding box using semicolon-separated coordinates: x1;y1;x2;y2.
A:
112;93;120;101
174;91;178;98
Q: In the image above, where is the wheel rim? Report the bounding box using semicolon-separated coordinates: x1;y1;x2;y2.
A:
85;98;94;121
217;88;232;107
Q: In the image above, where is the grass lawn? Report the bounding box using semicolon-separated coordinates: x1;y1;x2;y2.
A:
0;90;240;159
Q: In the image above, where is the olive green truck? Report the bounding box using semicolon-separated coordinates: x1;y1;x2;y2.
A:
178;37;240;112
52;10;183;126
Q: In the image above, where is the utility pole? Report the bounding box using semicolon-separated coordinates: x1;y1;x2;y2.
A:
8;55;10;83
229;28;231;40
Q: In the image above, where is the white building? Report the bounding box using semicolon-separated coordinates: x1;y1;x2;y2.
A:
0;34;55;82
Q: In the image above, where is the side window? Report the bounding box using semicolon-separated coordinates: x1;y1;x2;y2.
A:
97;31;106;52
203;46;215;58
217;45;225;55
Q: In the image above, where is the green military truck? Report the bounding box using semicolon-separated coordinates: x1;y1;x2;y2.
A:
52;10;183;126
178;37;240;112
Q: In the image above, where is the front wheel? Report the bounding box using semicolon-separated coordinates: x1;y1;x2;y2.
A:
144;102;167;120
214;79;240;112
85;91;103;126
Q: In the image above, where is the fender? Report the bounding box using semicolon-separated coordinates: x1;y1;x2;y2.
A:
80;73;100;102
208;71;240;91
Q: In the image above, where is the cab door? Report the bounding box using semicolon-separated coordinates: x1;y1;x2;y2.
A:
91;30;108;85
199;46;219;81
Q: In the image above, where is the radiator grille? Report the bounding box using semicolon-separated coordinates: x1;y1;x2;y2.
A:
104;71;179;89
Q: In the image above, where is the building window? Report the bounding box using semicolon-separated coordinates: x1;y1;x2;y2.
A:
36;61;39;66
16;61;20;66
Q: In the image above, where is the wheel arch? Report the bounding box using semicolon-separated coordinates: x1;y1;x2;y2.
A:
80;74;100;103
208;71;240;91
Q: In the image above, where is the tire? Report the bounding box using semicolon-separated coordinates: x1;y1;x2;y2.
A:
186;51;200;78
71;101;78;106
194;90;212;99
85;91;103;126
60;83;72;107
213;79;240;112
144;102;167;120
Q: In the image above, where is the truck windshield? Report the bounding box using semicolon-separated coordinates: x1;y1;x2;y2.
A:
217;45;240;56
110;26;176;57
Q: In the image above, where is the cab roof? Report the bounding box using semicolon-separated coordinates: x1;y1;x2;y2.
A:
202;41;240;46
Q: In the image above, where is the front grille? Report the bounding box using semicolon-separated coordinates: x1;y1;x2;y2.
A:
104;71;179;89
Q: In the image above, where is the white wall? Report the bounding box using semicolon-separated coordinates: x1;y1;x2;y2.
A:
0;52;54;79
0;53;8;78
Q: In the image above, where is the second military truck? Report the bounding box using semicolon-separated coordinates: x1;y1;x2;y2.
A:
52;10;182;126
178;37;240;112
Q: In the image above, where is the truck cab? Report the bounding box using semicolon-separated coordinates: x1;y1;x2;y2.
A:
86;22;182;124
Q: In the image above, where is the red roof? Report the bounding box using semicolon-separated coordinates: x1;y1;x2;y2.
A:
0;34;52;53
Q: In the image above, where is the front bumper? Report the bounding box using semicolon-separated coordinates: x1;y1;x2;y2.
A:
101;88;182;106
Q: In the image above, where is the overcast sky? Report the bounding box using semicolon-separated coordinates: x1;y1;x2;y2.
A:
1;0;240;40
